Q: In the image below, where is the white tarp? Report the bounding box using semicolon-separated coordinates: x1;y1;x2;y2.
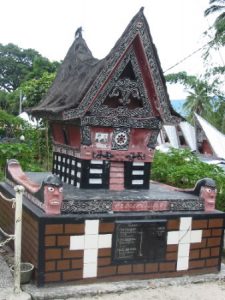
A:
179;121;197;151
18;112;40;127
195;113;225;160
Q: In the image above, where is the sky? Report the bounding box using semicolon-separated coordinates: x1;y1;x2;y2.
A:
0;0;224;99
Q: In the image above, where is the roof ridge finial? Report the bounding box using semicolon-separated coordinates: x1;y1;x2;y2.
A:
75;27;83;39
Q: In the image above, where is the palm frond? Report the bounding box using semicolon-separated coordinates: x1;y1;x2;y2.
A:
209;0;225;5
204;5;225;16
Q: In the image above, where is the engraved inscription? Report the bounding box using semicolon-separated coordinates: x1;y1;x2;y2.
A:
113;220;167;263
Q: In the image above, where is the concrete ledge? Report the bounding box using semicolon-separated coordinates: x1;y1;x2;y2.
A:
23;264;225;300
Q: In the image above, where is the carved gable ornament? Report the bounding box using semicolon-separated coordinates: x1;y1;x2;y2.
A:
62;8;180;125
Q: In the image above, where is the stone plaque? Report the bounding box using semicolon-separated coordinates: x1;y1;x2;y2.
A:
112;220;167;263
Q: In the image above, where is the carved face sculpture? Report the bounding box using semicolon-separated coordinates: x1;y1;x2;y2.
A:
43;175;63;214
200;180;217;212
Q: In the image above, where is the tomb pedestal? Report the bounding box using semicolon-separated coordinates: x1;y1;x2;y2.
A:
0;179;224;286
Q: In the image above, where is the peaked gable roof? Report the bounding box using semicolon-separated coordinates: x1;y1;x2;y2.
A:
32;7;181;124
195;113;225;159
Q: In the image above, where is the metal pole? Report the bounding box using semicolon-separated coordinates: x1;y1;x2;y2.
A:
19;90;22;115
13;185;24;294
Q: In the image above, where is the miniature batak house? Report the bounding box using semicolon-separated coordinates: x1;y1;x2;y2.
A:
32;7;180;191
1;8;225;287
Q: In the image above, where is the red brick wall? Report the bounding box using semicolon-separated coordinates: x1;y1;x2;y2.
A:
0;194;15;236
166;218;223;273
0;194;224;286
109;162;124;191
42;217;224;285
0;195;39;270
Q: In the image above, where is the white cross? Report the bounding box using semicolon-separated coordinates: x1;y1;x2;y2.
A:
70;219;112;278
167;217;202;271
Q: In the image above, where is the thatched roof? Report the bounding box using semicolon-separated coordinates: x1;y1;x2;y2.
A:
32;7;181;124
31;34;104;117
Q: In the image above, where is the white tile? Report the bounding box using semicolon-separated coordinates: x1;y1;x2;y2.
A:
167;231;179;244
132;180;144;185
177;256;189;271
85;220;99;235
77;162;81;168
62;166;65;172
178;243;190;258
190;230;202;243
72;160;75;165
132;162;144;166
90;169;103;174
77;172;81;178
179;230;191;244
84;249;98;263
71;170;75;175
85;234;98;249
98;234;112;248
77;182;80;188
132;170;144;175
83;262;97;278
71;179;74;185
91;160;103;164
58;156;61;162
58;166;61;170
180;217;192;231
89;178;102;184
70;235;85;250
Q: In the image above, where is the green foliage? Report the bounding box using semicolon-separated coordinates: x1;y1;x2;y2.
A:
165;72;225;133
0;109;25;137
21;72;56;108
0;111;50;180
0;43;59;93
204;1;225;48
151;148;225;211
0;143;41;172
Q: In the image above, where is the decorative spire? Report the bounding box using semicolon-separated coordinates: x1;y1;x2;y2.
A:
75;27;83;39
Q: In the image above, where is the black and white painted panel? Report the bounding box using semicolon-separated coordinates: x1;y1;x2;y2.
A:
52;152;77;186
124;161;151;189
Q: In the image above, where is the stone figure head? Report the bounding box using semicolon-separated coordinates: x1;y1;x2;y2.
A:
43;175;63;214
199;178;217;212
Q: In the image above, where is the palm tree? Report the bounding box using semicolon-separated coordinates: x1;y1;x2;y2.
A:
204;0;225;46
183;79;212;123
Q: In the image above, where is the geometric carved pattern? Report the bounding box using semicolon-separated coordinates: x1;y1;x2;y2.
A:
89;48;153;119
112;128;130;150
108;78;140;106
147;130;160;149
63;12;178;123
81;126;91;145
81;116;162;129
